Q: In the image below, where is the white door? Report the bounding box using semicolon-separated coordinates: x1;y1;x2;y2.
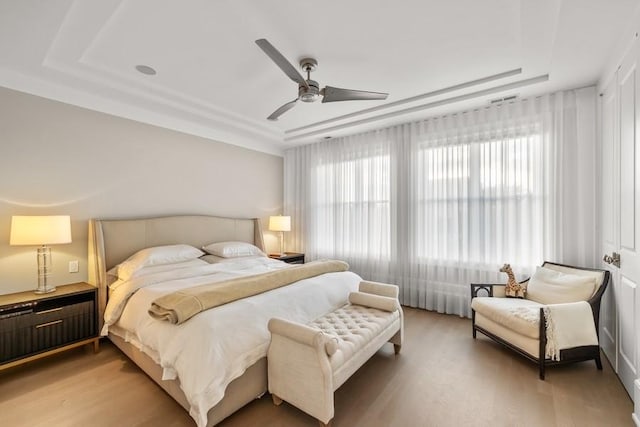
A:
618;42;640;402
616;40;639;398
600;37;639;401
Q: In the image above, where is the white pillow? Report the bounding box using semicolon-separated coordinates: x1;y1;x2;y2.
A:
130;258;208;279
526;266;597;304
200;254;265;264
201;241;265;258
113;244;204;281
108;259;208;288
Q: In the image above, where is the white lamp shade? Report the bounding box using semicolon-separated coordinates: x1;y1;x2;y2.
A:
10;215;72;246
269;215;291;232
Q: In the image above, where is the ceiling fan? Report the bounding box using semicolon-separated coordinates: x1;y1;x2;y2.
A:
255;39;389;121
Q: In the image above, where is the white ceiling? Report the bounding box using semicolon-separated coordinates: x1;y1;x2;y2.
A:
0;0;637;155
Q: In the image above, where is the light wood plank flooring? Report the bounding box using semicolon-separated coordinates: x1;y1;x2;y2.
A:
0;308;633;426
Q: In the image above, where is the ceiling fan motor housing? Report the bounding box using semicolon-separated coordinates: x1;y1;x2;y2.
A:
299;79;320;102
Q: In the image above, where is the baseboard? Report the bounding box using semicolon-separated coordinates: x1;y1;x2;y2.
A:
634;379;640;426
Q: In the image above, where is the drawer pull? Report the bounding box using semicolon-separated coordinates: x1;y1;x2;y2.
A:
37;307;64;315
35;320;63;329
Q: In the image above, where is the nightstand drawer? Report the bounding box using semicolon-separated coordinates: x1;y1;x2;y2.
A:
32;300;95;354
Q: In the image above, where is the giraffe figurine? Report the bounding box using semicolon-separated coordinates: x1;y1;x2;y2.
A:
500;263;526;298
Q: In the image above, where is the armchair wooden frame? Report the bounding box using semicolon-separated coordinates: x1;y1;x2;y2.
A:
470;261;610;380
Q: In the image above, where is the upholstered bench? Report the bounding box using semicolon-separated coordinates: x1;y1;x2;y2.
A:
267;281;403;426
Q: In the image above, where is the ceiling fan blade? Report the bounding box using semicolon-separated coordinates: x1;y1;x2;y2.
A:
321;86;388;103
255;39;309;89
267;99;298;121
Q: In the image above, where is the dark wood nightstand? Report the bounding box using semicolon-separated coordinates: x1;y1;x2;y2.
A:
0;282;99;371
269;252;305;264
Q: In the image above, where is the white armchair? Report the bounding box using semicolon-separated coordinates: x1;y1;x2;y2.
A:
470;261;610;380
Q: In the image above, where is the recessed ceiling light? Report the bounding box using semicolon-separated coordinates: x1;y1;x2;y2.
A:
135;65;156;75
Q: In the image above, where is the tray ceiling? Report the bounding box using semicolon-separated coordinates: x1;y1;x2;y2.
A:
0;0;637;155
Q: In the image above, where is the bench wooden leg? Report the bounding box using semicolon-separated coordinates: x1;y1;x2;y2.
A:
394;344;402;354
272;394;283;406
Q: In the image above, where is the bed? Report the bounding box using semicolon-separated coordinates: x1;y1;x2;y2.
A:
87;215;360;427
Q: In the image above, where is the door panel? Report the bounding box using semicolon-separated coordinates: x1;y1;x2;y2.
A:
619;64;636;251
603;85;617;248
600;78;618;364
619;276;637;393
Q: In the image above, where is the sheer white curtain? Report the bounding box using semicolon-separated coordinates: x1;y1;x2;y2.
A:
284;87;597;317
284;131;394;278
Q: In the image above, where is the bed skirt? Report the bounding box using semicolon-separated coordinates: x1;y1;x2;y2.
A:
108;332;267;426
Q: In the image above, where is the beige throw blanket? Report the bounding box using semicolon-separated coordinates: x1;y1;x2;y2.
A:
148;260;349;324
543;301;598;361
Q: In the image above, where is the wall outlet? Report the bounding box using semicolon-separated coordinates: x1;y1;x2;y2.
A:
68;260;79;273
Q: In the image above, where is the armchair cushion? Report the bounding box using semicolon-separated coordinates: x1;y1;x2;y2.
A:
526;266;597;304
471;297;542;339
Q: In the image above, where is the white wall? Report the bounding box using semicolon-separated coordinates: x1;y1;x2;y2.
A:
0;87;283;294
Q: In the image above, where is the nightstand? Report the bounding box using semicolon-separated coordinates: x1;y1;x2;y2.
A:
269;252;305;264
0;282;99;371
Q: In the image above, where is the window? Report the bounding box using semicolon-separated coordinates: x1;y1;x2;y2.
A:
413;133;543;267
313;154;391;259
286;89;596;316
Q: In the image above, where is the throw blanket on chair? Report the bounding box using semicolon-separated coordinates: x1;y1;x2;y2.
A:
543;301;598;361
149;260;349;324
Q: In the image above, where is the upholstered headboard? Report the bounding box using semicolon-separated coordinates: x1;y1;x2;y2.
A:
88;215;265;329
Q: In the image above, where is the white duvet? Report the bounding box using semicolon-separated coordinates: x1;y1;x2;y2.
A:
102;257;361;427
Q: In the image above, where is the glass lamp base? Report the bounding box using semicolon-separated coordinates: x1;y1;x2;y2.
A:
34;285;57;294
279;231;286;257
35;245;56;294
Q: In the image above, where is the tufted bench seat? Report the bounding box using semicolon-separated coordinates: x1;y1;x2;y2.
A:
267;281;403;427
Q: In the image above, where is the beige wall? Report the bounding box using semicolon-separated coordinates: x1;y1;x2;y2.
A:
0;87;283;294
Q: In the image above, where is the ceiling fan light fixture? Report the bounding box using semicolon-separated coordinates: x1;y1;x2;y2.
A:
299;80;320;102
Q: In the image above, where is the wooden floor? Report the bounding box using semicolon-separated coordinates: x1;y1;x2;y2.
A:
0;308;633;427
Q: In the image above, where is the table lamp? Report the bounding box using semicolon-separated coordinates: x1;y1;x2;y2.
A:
10;215;72;294
269;215;291;256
